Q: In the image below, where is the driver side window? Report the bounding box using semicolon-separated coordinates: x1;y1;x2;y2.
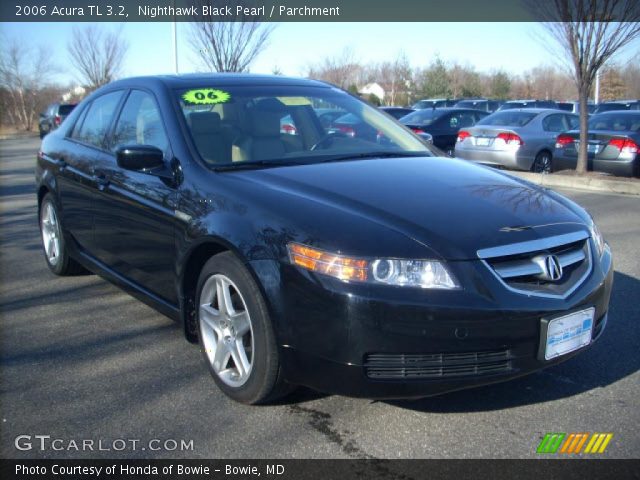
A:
112;90;169;155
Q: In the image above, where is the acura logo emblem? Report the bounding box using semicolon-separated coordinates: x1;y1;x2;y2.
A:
535;254;563;281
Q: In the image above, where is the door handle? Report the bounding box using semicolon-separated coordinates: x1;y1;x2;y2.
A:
95;173;110;191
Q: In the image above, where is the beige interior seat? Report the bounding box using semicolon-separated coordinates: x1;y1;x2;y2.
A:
233;110;288;162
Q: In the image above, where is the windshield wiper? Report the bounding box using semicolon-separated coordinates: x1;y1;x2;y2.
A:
214;160;305;172
316;151;428;163
214;152;428;171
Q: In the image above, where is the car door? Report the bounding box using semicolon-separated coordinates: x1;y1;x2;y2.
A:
541;113;568;149
57;91;124;252
91;89;178;304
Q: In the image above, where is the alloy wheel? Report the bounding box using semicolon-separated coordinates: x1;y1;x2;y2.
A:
199;274;254;387
41;201;61;267
533;153;552;174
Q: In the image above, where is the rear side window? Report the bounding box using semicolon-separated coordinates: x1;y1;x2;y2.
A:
58;105;75;115
401;109;443;126
588;113;640;131
72;91;123;148
111;90;169;154
566;115;579;129
542;114;568;132
449;111;477;129
477;111;537;127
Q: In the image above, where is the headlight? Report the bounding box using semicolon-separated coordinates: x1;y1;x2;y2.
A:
590;220;605;258
287;243;459;289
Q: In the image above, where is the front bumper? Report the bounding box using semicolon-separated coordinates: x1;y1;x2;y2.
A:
251;243;613;399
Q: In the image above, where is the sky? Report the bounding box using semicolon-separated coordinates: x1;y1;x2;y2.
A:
1;22;639;86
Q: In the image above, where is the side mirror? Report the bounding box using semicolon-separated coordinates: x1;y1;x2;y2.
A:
39;112;46;118
116;145;165;172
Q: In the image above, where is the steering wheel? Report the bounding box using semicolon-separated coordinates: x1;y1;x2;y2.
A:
310;131;348;151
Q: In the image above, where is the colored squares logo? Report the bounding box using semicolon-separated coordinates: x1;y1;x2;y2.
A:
537;433;613;454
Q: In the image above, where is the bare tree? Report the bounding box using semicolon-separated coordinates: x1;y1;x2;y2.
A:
68;25;129;90
536;0;640;173
189;2;275;73
306;48;362;89
376;52;412;106
0;37;59;131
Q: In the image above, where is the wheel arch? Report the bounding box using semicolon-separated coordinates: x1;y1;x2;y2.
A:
531;148;553;171
179;236;275;344
37;185;50;208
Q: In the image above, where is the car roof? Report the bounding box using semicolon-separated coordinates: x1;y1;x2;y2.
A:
504;99;555;103
412;107;485;112
104;73;332;90
593;110;640;116
494;108;559;113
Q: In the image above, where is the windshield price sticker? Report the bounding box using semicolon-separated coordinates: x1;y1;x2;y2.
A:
182;89;231;105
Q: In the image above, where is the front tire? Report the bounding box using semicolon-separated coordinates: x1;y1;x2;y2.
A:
196;252;290;404
39;193;84;275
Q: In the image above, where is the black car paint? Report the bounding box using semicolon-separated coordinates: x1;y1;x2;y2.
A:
36;75;613;399
401;108;488;153
379;107;415;120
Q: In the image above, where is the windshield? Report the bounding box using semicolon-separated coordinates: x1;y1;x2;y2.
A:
59;105;76;115
399;109;444;126
588;113;640;132
595;103;627;113
499;102;528;110
176;85;430;168
477;111;537;127
456;101;482;109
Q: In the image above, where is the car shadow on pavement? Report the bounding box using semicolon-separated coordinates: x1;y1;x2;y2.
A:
387;270;639;413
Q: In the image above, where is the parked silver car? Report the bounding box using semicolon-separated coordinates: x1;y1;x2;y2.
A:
454;109;579;173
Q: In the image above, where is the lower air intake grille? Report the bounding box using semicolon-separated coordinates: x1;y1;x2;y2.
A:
364;350;512;379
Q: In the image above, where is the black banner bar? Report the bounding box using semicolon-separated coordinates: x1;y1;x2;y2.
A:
2;0;634;23
2;459;640;480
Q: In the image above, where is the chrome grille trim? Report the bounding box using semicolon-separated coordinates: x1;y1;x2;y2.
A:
493;246;586;279
477;230;589;259
479;232;593;299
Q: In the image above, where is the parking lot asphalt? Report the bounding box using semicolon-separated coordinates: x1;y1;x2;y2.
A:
1;136;639;459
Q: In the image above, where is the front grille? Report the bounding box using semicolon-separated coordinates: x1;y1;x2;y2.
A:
479;231;592;298
364;350;512;379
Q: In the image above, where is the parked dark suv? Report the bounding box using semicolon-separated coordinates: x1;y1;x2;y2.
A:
36;74;613;404
38;103;76;138
454;98;502;113
498;100;559;111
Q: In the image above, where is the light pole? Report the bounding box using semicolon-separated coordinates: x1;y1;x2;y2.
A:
172;0;178;74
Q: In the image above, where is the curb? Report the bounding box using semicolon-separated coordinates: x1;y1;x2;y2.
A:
0;132;39;141
506;171;640;196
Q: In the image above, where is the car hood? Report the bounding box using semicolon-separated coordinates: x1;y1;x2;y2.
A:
237;156;588;260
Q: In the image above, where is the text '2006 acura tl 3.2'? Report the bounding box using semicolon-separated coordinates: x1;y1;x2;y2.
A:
36;74;613;404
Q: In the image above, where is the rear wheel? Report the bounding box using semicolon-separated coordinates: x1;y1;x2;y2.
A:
196;252;291;404
39;193;84;275
532;151;552;174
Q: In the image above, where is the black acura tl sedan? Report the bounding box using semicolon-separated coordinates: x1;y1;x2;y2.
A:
36;74;613;404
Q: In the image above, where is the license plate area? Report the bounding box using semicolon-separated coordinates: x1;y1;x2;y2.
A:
539;308;595;361
476;137;491;146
